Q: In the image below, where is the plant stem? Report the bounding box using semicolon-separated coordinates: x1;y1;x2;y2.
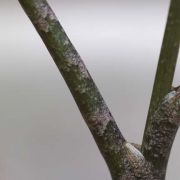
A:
18;0;127;178
142;0;180;177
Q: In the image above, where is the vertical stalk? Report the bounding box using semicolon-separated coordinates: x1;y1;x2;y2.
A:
142;0;180;177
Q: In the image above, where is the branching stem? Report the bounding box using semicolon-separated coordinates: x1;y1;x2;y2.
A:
142;0;180;178
18;0;180;179
18;0;127;178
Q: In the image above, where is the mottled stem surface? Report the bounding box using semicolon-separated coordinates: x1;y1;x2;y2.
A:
142;0;180;176
18;0;128;178
142;88;180;179
18;0;180;179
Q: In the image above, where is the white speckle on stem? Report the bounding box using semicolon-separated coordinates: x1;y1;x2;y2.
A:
34;2;58;32
64;39;69;45
163;91;176;103
63;49;90;78
87;104;112;136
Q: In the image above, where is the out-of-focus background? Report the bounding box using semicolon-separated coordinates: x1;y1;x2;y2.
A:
0;0;179;179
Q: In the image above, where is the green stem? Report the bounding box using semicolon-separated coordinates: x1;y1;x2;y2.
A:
142;0;180;177
142;88;180;179
18;0;127;178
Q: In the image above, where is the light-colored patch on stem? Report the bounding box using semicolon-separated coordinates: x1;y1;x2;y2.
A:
34;1;58;32
87;104;112;136
163;90;176;103
161;88;180;126
122;142;153;179
125;143;144;163
63;48;90;79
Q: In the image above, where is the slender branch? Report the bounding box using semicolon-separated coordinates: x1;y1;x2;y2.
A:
142;0;180;160
18;0;129;178
18;0;180;179
142;87;180;179
18;1;156;179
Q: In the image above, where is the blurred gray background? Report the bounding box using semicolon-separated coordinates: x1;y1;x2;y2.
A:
0;0;180;179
